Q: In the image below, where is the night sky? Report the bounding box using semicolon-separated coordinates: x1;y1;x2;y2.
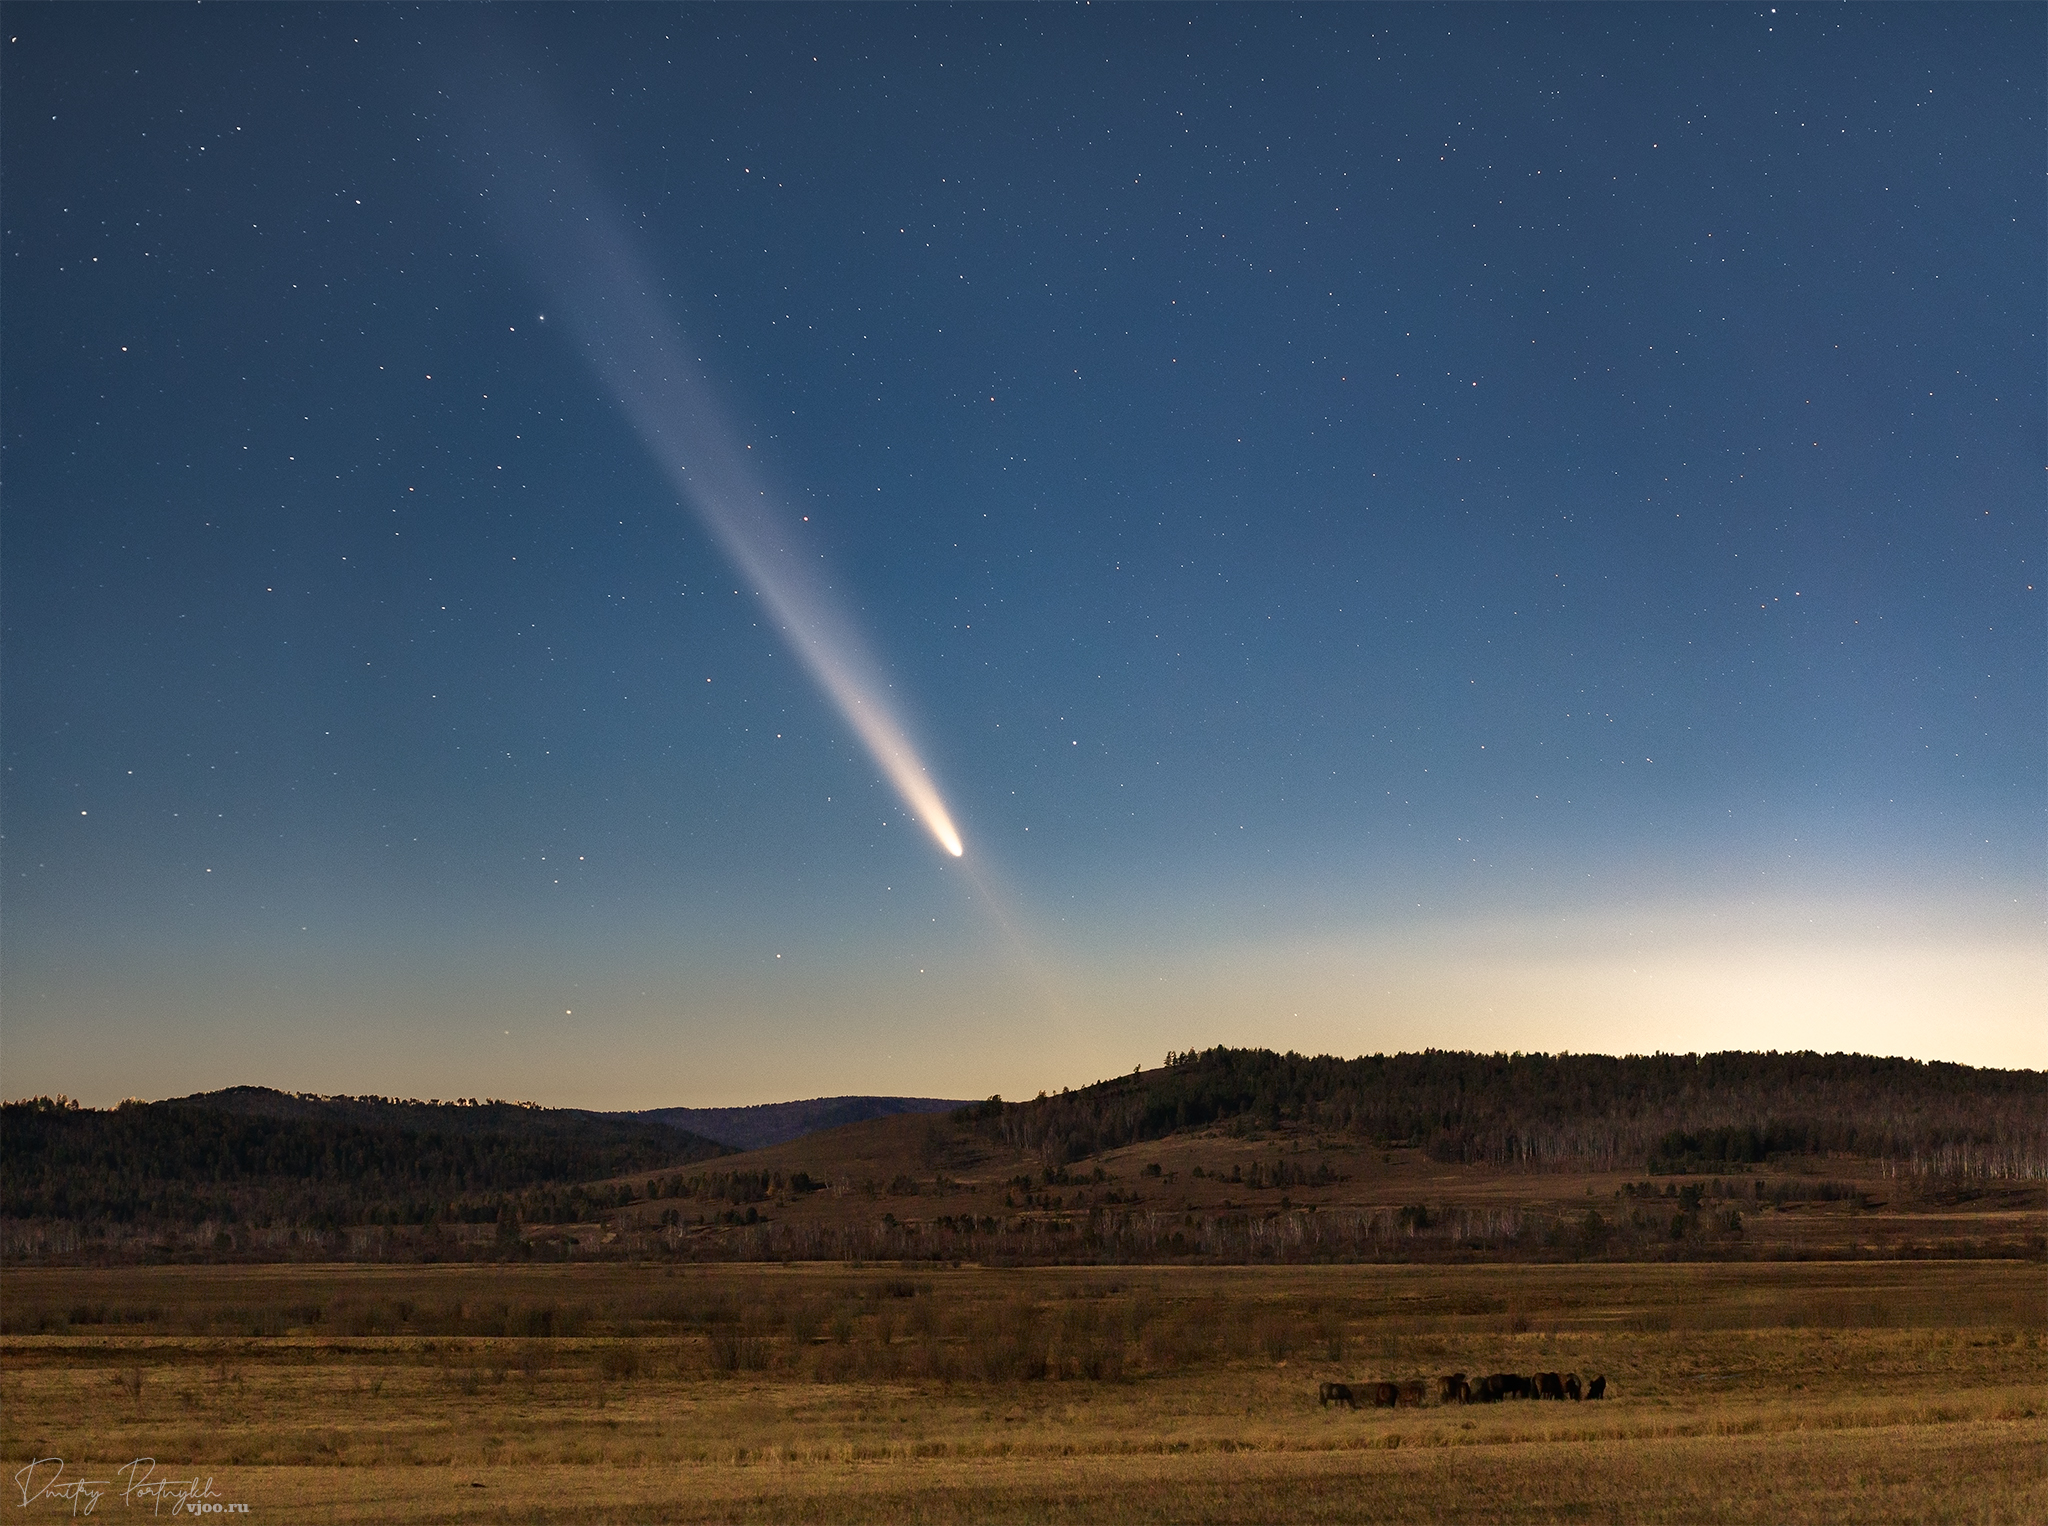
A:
5;6;2040;1109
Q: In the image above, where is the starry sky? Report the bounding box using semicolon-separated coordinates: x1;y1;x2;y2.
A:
5;5;2041;1109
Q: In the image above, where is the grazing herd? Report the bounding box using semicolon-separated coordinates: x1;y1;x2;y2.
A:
1319;1372;1607;1409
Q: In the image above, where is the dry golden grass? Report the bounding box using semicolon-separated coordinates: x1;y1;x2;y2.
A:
5;1261;2042;1522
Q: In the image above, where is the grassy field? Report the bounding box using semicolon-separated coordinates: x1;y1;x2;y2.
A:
4;1260;2042;1522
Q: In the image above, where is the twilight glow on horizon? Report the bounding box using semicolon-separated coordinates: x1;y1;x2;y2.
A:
3;6;2041;1109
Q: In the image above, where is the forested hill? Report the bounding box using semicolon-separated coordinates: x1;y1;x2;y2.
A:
0;1088;730;1230
965;1049;2048;1179
636;1096;972;1152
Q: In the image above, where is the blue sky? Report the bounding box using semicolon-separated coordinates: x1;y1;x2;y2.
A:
4;5;2040;1106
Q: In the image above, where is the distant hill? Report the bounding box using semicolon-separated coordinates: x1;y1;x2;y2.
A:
632;1096;973;1152
0;1086;730;1234
966;1048;2048;1178
8;1053;2042;1267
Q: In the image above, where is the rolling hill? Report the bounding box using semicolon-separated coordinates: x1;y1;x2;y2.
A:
0;1087;729;1247
4;1050;2043;1265
631;1095;971;1152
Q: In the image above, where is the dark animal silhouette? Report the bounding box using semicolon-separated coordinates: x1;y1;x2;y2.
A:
1319;1381;1357;1409
1396;1379;1426;1407
1585;1374;1607;1400
1438;1373;1470;1405
1564;1373;1581;1401
1369;1381;1400;1407
1538;1371;1566;1400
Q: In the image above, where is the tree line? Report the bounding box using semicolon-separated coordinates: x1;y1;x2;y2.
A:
0;1088;729;1230
961;1048;2048;1178
7;1050;2041;1258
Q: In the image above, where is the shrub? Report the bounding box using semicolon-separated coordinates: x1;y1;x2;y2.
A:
597;1343;642;1380
1256;1315;1295;1361
708;1333;769;1372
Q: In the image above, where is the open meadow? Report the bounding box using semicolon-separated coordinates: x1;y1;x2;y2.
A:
4;1259;2043;1523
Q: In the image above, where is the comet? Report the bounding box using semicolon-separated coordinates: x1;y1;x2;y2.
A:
467;92;965;859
